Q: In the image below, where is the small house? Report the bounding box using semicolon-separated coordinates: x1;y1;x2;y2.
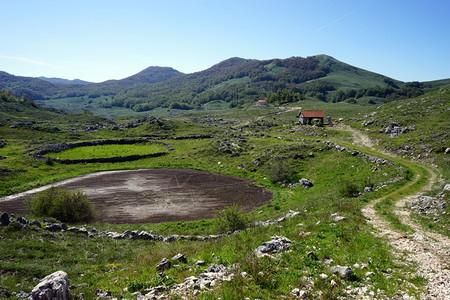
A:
298;110;325;126
256;99;268;107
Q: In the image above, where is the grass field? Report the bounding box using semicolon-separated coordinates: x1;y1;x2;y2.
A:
0;89;447;299
46;142;168;160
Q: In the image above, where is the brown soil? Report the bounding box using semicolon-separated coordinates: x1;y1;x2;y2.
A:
0;169;272;224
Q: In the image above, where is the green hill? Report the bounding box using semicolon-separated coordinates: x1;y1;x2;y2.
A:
2;55;450;115
0;71;66;100
0;66;183;101
102;55;450;112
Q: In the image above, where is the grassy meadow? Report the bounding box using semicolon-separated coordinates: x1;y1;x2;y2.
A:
0;91;447;299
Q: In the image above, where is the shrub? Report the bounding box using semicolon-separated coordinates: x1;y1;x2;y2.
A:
28;187;97;223
216;204;249;233
266;160;296;184
339;181;359;198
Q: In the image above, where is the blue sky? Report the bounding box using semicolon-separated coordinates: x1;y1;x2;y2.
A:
1;0;449;83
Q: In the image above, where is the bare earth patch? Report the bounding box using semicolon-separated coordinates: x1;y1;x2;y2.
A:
0;169;272;224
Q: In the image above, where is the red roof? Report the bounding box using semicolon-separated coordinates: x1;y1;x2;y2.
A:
300;110;325;118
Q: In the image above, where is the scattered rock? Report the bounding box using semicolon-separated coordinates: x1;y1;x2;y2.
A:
410;195;447;215
171;253;187;264
17;216;29;225
253;235;291;258
298;178;314;188
30;220;42;228
298;231;311;237
331;213;347;222
142;286;169;299
46;222;68;232
331;265;353;279
30;270;73;300
196;260;206;266
291;288;307;298
443;183;450;191
0;285;11;298
95;289;113;299
362;119;374;127
364;186;375;192
319;273;329;281
365;271;375;277
253;210;301;227
139;263;232;299
156;258;172;271
383;122;415;137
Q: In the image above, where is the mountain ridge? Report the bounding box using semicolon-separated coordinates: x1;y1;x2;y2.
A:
1;55;449;113
37;77;93;85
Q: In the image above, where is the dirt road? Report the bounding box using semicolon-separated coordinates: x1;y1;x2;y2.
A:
342;125;450;299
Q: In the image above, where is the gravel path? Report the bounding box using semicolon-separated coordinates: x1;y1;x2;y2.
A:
344;125;450;299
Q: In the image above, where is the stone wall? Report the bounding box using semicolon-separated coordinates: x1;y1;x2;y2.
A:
31;138;172;164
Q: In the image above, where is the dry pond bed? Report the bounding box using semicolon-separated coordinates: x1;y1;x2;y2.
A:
0;169;272;224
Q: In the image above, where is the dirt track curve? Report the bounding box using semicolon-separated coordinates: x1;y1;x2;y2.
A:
342;125;450;299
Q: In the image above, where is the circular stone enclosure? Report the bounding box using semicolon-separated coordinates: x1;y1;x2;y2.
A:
0;169;272;224
32;139;172;164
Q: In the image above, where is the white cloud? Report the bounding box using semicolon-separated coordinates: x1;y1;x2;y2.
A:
0;54;52;66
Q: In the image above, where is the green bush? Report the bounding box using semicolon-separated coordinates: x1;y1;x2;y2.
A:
28;187;97;223
339;181;359;198
266;160;296;184
216;204;249;233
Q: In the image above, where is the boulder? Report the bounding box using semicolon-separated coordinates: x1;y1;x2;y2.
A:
29;270;73;300
171;253;187;264
46;223;63;232
254;235;291;258
364;186;375;192
331;265;353;279
196;260;206;266
30;220;42;228
156;258;172;271
298;178;313;188
17;216;29;226
0;212;11;226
